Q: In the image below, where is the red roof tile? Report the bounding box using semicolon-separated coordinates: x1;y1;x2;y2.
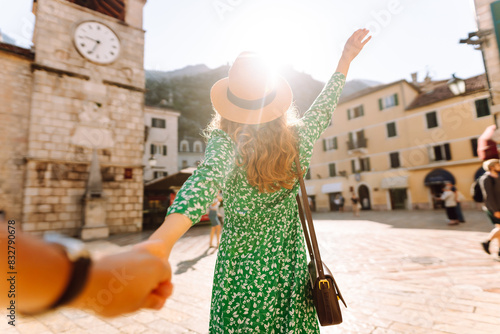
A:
406;74;487;110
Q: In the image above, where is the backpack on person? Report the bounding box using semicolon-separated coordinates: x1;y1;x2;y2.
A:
471;174;490;203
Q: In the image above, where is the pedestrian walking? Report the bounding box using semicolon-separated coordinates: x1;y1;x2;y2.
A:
451;186;466;223
209;192;222;248
479;159;500;258
351;193;360;217
437;183;459;225
338;193;345;212
135;29;370;332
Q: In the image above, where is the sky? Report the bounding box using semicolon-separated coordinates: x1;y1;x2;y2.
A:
0;0;485;83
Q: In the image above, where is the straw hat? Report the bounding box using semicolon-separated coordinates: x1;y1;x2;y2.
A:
210;52;293;125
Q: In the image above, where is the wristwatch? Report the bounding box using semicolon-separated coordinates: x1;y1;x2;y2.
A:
43;233;92;309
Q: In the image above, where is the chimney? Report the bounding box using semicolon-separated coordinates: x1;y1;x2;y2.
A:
411;72;418;84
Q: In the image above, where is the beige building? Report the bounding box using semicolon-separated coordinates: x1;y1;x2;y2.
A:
306;74;494;212
178;137;206;170
0;0;148;236
473;0;500;113
143;106;181;181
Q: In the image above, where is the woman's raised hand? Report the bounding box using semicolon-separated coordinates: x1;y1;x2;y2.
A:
342;29;371;62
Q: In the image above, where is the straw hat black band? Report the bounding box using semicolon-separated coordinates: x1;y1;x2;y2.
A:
227;88;277;111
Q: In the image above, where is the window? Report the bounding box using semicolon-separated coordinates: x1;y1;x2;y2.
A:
182;160;188;168
386;122;397;138
150;144;167;156
153;171;168;179
390;152;400;168
347;130;367;150
180;140;189;152
193;141;203;153
305;169;311;180
430;143;452;161
347;105;364;120
475;99;491;118
351;158;370;172
329;163;336;177
152;118;166;128
322;137;338;151
470;138;478;157
359;157;371;172
378;94;399;110
426;111;438;129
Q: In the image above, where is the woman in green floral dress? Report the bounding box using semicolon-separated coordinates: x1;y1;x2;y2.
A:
138;29;370;333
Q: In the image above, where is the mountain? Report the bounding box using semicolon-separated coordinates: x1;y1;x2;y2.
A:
145;64;211;81
341;79;381;98
145;65;381;141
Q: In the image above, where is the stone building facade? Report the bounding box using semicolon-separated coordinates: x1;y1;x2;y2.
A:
0;0;148;236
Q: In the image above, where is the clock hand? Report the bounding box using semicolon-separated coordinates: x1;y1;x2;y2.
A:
88;40;101;54
84;36;99;42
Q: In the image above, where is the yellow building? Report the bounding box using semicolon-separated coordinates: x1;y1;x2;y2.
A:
306;74;494;212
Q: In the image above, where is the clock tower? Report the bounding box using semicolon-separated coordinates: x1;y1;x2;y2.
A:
23;0;148;236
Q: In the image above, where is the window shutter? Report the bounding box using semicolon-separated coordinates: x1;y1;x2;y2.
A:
322;139;327;151
471;138;479;157
378;98;383;111
444;143;452;160
347;109;352;120
351;160;356;173
360;105;364;116
366;158;371;171
150;144;155;155
163;145;167;155
333;137;338;149
393;93;399;106
491;2;500;68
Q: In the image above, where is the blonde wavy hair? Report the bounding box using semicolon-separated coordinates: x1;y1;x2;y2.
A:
205;109;303;193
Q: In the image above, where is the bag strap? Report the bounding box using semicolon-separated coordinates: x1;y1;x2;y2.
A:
295;155;326;280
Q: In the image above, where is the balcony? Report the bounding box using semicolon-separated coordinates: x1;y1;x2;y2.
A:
346;138;368;153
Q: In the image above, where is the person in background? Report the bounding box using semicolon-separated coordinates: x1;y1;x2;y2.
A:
451;186;466;223
338;193;345;212
351;192;360;217
209;192;223;248
437;183;459;225
479;159;500;258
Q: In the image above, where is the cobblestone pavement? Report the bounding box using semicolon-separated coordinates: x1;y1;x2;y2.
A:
3;209;500;334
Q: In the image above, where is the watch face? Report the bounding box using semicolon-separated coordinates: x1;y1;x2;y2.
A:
74;21;121;64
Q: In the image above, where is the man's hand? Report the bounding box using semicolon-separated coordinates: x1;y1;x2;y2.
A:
71;245;172;317
493;212;500;219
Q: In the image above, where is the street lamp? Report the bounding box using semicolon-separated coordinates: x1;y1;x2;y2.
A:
447;74;466;96
148;155;157;167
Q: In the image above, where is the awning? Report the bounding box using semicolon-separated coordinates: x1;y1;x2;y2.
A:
306;186;315;195
381;176;408;189
424;168;455;186
321;182;343;193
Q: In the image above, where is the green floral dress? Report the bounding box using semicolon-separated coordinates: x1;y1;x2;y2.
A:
167;72;346;333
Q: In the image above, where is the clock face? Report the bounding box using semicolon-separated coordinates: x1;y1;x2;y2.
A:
73;21;121;65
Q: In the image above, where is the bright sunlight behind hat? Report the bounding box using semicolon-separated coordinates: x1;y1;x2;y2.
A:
210;52;293;125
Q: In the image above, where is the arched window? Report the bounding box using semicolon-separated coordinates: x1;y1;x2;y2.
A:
193;141;203;153
180;140;189;152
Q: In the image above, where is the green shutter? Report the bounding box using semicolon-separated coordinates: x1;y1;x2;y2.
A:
360;105;364;116
366;158;371;171
347;109;351;120
393;93;399;106
333;137;338;149
163;145;167;155
444;143;452;161
323;139;327;151
378;98;383;111
351;160;356;173
150;144;155;155
491;2;500;62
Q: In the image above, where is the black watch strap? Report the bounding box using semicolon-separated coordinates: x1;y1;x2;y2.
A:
49;257;92;309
